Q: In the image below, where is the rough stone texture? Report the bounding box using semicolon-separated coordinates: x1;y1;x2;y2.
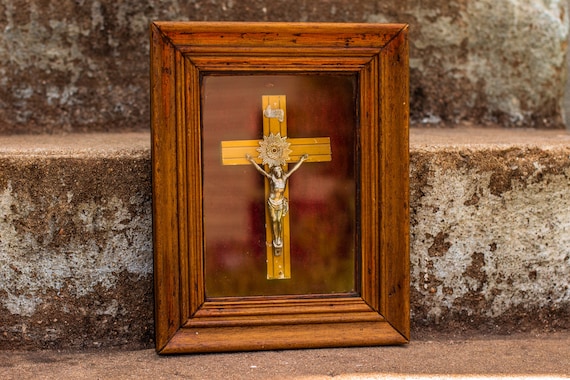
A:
564;0;570;128
1;130;569;349
0;134;153;349
0;0;568;134
410;128;570;334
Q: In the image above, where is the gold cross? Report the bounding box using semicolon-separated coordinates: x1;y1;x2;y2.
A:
220;95;332;280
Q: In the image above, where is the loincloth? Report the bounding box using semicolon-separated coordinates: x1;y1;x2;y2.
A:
268;197;289;217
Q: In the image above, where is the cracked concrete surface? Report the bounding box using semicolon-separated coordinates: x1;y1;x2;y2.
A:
0;129;568;349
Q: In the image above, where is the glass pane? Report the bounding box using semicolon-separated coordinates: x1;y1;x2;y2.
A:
202;74;357;297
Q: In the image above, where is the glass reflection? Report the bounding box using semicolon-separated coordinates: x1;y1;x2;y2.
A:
202;74;357;298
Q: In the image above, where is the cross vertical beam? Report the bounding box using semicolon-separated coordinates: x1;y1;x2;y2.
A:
262;95;290;279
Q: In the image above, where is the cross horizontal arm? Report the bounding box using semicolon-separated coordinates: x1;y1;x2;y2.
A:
221;137;332;165
220;140;260;165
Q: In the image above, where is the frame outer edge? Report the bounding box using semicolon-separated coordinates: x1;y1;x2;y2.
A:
151;22;181;352
380;25;410;339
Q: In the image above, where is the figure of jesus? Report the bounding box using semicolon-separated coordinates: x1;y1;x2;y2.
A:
246;153;309;255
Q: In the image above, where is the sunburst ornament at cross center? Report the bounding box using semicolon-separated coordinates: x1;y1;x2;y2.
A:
256;133;292;167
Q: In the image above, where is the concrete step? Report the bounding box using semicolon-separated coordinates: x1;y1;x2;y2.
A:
0;129;569;350
1;332;569;379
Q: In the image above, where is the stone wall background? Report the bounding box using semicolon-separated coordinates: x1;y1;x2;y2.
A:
0;0;568;134
2;132;569;350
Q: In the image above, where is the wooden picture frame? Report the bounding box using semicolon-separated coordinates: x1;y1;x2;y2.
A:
151;22;409;354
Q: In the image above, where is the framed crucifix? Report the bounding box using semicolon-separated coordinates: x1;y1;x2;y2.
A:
151;22;409;354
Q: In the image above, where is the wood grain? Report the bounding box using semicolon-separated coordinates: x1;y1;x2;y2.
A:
162;322;407;354
151;22;409;354
379;25;411;338
150;23;181;351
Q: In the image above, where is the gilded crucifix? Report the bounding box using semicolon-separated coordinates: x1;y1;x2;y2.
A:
220;95;332;279
246;151;309;253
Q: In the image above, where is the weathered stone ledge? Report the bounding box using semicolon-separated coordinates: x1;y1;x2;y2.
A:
1;129;569;349
0;133;150;158
2;1;568;133
410;128;570;334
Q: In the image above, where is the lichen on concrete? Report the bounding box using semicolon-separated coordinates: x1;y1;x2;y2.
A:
410;145;570;332
370;0;569;128
0;0;568;133
0;154;153;349
2;131;569;349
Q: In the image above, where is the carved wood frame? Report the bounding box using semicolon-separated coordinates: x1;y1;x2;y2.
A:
151;22;409;354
